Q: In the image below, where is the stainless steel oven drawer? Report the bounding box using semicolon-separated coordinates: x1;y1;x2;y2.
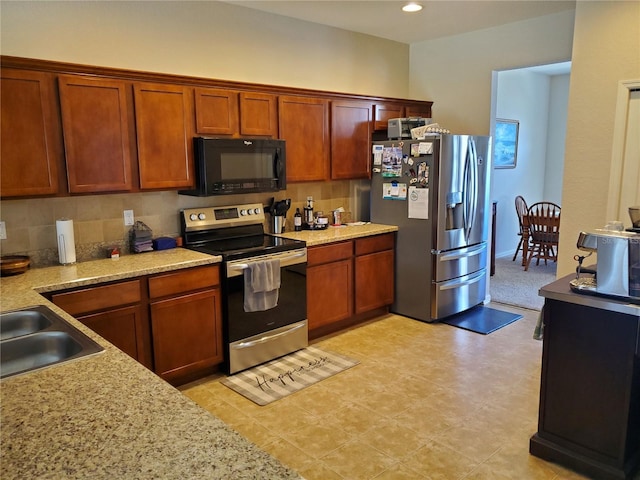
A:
431;269;486;320
432;242;487;282
228;320;308;374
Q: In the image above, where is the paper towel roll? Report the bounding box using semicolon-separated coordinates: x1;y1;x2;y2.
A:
56;219;76;265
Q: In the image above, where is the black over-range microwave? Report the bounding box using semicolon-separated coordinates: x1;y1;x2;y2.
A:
179;137;286;196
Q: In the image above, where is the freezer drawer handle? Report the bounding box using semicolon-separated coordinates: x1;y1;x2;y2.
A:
436;244;486;262
438;270;485;291
232;322;307;350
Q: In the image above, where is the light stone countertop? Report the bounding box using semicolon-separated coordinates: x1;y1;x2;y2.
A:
1;224;398;479
0;248;301;480
274;223;398;246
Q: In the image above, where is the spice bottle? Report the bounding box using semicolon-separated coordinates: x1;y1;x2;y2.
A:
294;208;302;231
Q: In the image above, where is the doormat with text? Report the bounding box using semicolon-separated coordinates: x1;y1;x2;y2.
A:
221;346;359;406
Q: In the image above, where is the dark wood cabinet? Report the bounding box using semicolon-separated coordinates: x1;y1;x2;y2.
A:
405;103;433;119
58;75;134;193
307;241;353;331
194;87;239;135
133;82;194;189
307;234;395;337
373;102;404;131
330;100;372;180
279;95;330;182
1;56;432;194
239;91;278;137
50;279;152;368
76;305;144;363
354;233;395;313
148;265;222;383
0;68;63;198
530;295;640;480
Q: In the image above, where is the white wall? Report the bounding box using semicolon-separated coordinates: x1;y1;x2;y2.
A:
557;0;640;277
544;74;570;205
408;11;575;135
492;70;555;258
0;1;410;99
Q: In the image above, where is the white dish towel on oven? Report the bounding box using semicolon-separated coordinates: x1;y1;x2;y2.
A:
244;259;281;312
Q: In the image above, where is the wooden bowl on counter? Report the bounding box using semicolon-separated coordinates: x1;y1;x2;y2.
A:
1;255;31;276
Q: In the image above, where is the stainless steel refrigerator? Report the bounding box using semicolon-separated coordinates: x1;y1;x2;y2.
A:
370;135;491;322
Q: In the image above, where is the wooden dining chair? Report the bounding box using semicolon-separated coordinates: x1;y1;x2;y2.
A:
512;195;529;263
524;202;561;271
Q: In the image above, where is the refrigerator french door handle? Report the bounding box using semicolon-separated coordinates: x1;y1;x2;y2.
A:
464;138;479;242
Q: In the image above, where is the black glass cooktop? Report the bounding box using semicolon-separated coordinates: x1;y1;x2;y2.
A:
187;234;305;261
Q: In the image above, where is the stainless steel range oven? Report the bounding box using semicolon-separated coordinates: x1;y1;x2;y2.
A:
181;203;307;374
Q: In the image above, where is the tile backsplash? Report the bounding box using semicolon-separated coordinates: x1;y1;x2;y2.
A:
0;180;369;267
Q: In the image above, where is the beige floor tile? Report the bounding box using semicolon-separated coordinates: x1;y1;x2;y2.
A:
320;438;397;480
357;416;431;459
373;462;431;480
180;306;593;480
401;438;479;479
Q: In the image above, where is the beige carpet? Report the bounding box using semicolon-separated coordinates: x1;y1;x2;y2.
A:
221;346;359;406
490;255;557;311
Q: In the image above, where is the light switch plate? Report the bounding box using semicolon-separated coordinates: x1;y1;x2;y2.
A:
124;210;134;226
0;221;6;240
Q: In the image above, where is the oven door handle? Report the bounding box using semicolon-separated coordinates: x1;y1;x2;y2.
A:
232;322;307;349
227;250;307;276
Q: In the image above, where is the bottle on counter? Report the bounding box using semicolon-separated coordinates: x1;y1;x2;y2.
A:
304;196;314;227
294;208;302;231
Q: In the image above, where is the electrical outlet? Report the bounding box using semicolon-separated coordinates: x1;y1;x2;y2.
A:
124;210;134;226
0;221;6;240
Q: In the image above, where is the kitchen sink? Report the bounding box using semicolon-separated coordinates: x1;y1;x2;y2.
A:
0;305;104;379
0;309;53;341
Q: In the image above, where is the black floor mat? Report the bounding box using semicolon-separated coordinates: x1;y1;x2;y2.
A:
442;305;523;335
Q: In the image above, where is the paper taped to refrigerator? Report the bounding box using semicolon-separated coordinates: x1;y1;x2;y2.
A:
383;182;407;200
408;187;429;219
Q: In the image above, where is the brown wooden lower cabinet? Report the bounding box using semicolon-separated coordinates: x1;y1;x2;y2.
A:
49;264;223;384
354;233;395;314
307;258;353;330
76;305;145;364
150;289;222;382
307;233;395;337
50;279;152;368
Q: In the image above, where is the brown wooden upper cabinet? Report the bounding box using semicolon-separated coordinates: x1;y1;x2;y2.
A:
194;87;239;135
1;69;63;198
58;75;134;193
239;92;278;137
194;88;277;137
330;100;373;180
405;104;432;119
278;95;330;182
133;82;194;190
373;102;404;131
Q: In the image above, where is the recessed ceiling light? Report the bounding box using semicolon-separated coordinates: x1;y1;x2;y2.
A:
402;2;423;13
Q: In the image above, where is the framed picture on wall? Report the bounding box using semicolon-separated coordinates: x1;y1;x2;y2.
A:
494;119;519;169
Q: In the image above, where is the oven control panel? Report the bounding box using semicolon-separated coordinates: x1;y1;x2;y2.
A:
182;203;265;231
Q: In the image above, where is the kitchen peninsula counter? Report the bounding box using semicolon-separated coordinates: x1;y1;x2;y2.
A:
275;222;398;246
0;249;301;480
531;274;640;480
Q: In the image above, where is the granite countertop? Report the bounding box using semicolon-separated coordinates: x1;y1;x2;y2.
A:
0;248;301;480
274;222;398;246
